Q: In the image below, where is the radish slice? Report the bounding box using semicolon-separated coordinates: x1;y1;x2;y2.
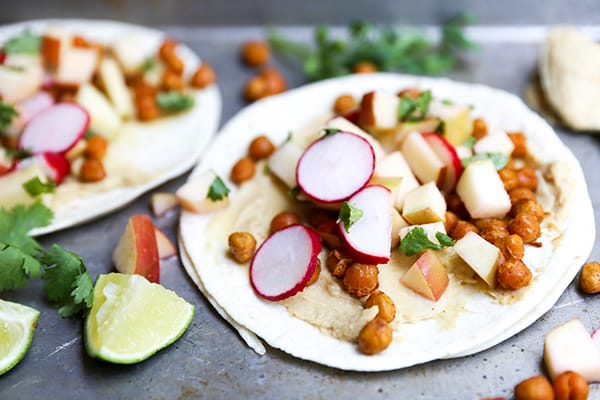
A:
422;133;464;193
296;131;375;203
18;102;90;154
5;91;55;136
338;185;392;264
18;153;71;184
250;225;322;301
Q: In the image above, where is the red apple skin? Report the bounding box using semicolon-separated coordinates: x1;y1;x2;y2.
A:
415;251;449;301
358;91;377;128
113;214;160;283
422;132;464;193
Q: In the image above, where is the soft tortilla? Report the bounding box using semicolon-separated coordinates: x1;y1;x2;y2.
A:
0;20;221;235
179;73;594;371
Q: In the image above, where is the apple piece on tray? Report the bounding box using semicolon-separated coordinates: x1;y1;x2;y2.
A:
99;57;135;119
358;90;399;131
473;128;515;156
453;231;502;288
176;170;230;214
267;140;304;189
55;47;99;86
296;131;375;203
428;99;473;146
402;182;447;225
250;224;322;301
401;132;446;186
151;192;179;217
455;158;511;219
422;133;464;193
154;227;177;259
372;151;420;210
0;62;43;104
76;83;122;140
338;185;392;264
111;34;153;76
400;249;449;301
112;214;160;283
544;319;600;382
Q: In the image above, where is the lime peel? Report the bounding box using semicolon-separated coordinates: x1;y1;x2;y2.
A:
0;299;40;376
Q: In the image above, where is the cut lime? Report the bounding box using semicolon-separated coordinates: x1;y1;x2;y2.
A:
0;299;40;376
84;273;194;364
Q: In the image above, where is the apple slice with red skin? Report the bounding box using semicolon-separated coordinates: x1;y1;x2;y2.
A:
422;133;464;193
401;249;449;301
296;131;375;203
338;185;392;264
154;226;177;259
112;214;160;283
250;224;322;301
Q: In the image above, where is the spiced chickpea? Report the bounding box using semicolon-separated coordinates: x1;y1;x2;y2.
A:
444;211;459;234
240;40;271;67
343;262;379;297
191;63;217;89
508;132;528;158
365;291;395;323
472;117;488;139
446;193;469;219
243;76;267;102
358;317;392;355
352;61;377;74
270;211;300;233
84;135;108;160
479;221;509;251
306;258;321;286
248;135;275;160
499;168;519;192
450;220;479;240
161;69;185;91
326;249;352;278
79;159;106;182
497;259;532;290
515;167;538;190
133;80;157;98
553;371;589;400
230;157;256;184
72;35;91;48
228;232;256;263
505;234;525;260
333;94;356;114
513;199;544;222
509;187;537;205
136;95;160;121
514;375;554;400
508;212;541;244
579;261;600;294
260;67;287;95
159;39;178;60
164;53;184;75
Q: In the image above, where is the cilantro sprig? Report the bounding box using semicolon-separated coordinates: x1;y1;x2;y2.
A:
206;175;230;202
156;91;195;113
3;31;41;55
0;101;18;131
23;177;56;197
338;201;363;233
398;90;432;122
461;152;509;170
398;227;455;256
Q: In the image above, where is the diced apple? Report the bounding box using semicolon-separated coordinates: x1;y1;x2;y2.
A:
326;116;385;162
400;249;449;301
402;182;447;225
111;35;154;76
401;132;446;186
41;27;71;69
454;231;502;288
373;151;420;210
75;83;122;139
544;319;600;382
375;117;442;150
150;192;179;217
473;128;515;156
99;57;134;119
0;64;43;104
428;100;473;146
390;207;409;249
454;145;473;159
455;159;511;219
358;91;399;130
112;214;160;283
422;133;463;193
267;140;303;189
176;170;229;213
0;164;48;209
55;47;99;86
0;148;12;174
399;221;446;243
154;226;177;259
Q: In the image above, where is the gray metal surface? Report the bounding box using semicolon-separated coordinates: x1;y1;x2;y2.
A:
2;22;600;400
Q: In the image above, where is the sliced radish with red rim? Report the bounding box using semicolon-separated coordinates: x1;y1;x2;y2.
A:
17;153;70;184
250;224;322;301
422;133;464;193
296;131;375;203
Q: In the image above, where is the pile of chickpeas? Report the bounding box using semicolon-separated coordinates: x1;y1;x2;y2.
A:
239;41;287;102
512;371;589;400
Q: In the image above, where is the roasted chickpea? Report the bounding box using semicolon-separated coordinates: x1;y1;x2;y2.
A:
472;117;488;139
508;132;528;158
248;135;275;160
79;158;106;183
161;69;185;91
164;53;184;75
445;211;459;234
72;35;91;48
516;167;538;190
159;39;178;60
478;219;509;249
497;259;532;290
326;249;353;278
230;157;256;184
352;61;377;74
365;291;395;323
333;94;356;114
260;67;287;95
446;193;469;219
553;371;589;400
579;261;600;294
509;187;537;205
84;135;108;160
343;262;379;297
133;79;157;98
505;234;525;260
513;199;544;222
243;76;267;102
240;40;271;67
270;211;300;233
450;220;479;240
228;232;256;263
136;95;160;121
514;375;554;400
191;63;217;89
508;212;541;244
499;168;519;192
358;318;392;355
306;258;321;286
475;218;507;231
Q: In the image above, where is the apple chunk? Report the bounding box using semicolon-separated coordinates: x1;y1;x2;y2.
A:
402;182;447;225
401;249;449;301
544;319;600;382
99;57;134;119
358;90;399;130
373;151;419;210
154;227;177;259
267;140;304;189
112;214;160;283
473;128;515;156
176;170;230;213
401;132;446;186
150;192;179;217
76;83;122;140
453;231;501;288
428;100;473;146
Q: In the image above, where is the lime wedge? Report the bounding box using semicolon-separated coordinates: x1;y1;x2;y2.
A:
0;299;40;376
84;273;195;364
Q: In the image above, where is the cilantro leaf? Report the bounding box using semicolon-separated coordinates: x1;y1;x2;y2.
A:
461;152;509;170
139;57;157;73
462;136;477;149
399;227;442;256
0;244;33;290
436;232;456;247
434;120;446;135
338;201;363;233
398;90;432;122
23;177;56;197
206;175;230;202
322;128;341;137
3;31;41;55
0;101;18;131
0;203;52;256
156;91;195;113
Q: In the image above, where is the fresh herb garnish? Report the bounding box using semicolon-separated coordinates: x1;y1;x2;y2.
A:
462;136;477;149
0;101;18;131
398;90;432;122
156;91;195;113
338;201;363;233
399;227;454;256
5;147;31;160
461;152;509;170
322;128;341;137
434;120;446;135
139;57;157;73
84;129;95;140
3;31;41;55
206;175;230;202
22;177;56;197
441;99;453;105
267;12;476;82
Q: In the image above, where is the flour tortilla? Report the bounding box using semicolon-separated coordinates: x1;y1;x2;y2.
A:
179;73;594;371
0;20;221;235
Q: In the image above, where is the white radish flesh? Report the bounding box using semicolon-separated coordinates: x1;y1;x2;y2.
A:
5;91;54;137
296;131;375;203
338;185;392;264
19;103;90;154
250;225;321;301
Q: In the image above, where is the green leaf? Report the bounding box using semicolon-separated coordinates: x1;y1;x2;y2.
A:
0;203;52;256
462;136;477;149
156;91;195;113
436;232;456;247
0;101;18;131
206;175;230;202
398;90;432;122
322;128;341;137
461;152;509;170
139;57;157;73
3;31;41;55
434;121;446;135
338;201;363;233
399;227;442;256
23;177;56;197
0;244;32;290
